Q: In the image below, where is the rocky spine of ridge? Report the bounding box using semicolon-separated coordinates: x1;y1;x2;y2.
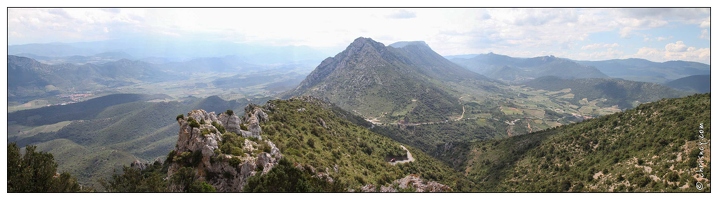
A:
166;107;281;192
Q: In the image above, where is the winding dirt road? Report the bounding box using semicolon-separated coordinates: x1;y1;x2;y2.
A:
390;145;415;165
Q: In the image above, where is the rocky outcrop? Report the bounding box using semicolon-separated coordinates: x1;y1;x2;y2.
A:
218;112;242;135
395;174;451;192
364;174;451;193
240;104;268;139
130;159;147;171
167;107;281;192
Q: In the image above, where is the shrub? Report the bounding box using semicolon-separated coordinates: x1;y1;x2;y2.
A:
189;181;216;192
200;119;206;124
211;122;226;134
307;138;315;148
226;110;234;116
229;157;242;167
263;143;272;153
201;129;210;136
188;117;200;128
176;114;184;121
240;124;248;131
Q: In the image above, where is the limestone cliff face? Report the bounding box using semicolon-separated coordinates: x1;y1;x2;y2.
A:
217;113;241;135
167;108;281;192
240;104;268;139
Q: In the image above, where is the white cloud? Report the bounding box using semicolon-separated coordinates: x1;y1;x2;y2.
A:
581;43;619;50
700;29;709;40
700;18;710;28
6;8;711;64
386;9;416;19
665;41;688;52
632;41;709;63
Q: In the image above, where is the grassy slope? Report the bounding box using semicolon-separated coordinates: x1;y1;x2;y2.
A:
466;93;710;192
259;98;476;191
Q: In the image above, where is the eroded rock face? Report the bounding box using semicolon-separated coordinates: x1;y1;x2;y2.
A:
218;113;242;134
241;104;268;140
395;174;451;192
167;107;281;192
362;174;451;193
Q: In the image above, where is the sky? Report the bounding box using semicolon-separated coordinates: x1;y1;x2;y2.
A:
7;8;712;64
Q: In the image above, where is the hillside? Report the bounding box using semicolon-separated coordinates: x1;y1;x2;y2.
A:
665;75;711;94
576;58;710;83
7;94;260;189
7;55;184;102
465;93;711;192
102;97;475;192
450;53;608;83
522;76;688;109
283;37;493;123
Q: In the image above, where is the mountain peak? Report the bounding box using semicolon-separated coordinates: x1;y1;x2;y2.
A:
389;41;430;48
349;37;382;47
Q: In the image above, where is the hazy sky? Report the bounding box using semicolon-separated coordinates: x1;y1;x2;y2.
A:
7;8;711;64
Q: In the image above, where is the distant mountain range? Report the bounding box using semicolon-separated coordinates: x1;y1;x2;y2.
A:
448;53;710;84
449;53;609;83
664;75;710;94
522;76;688;109
576;59;710;83
7;55;185;102
8;38;332;65
283;37;495;123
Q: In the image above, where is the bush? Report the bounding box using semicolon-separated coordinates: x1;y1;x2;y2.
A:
201;129;210;136
7;143;82;192
307;138;315;148
188;117;200;128
211;122;226;134
176;114;184;121
263;143;272;153
189;181;216;192
226;110;234;116
240;124;248;131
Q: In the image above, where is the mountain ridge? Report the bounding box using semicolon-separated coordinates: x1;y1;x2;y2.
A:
283;37;494;123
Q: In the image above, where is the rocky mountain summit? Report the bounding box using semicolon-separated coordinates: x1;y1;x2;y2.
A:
282;37;495;123
166;107;281;192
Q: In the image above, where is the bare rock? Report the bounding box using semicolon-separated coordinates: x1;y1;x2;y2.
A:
167;108;281;192
394;174;451;192
130;160;147;171
218;113;242;134
361;184;376;192
380;185;397;193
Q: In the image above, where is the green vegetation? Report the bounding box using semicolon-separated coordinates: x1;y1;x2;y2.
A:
665;75;710;94
220;133;246;156
283;37;486;123
244;158;345;192
523;76;687;109
260;98;475;191
465;93;711;192
7;94;262;189
8;143;86;192
7;93;151;126
99;161;168;192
